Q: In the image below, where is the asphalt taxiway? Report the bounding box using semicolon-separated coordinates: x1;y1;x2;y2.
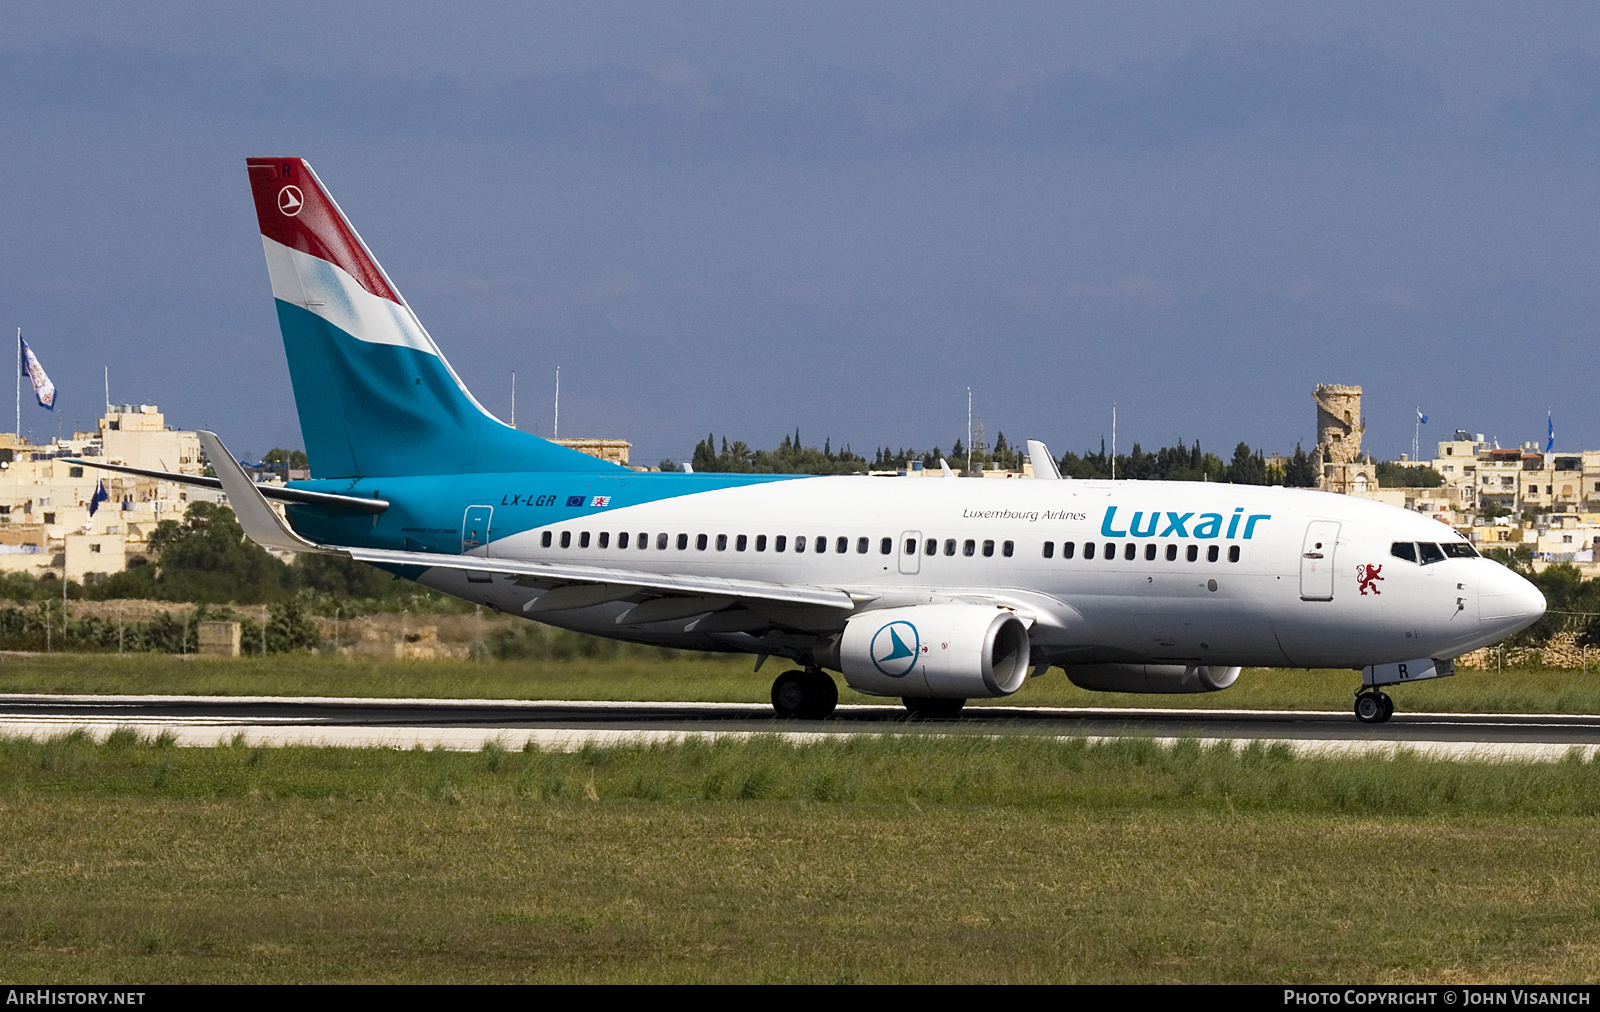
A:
2;693;1599;760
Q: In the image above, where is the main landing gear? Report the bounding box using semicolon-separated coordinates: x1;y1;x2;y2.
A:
771;668;838;720
1354;689;1394;724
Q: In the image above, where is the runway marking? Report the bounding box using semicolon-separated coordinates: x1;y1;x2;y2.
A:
0;717;1593;762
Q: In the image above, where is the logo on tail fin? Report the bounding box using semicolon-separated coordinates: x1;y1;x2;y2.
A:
277;185;304;216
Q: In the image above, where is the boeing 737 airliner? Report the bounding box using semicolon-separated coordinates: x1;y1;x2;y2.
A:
81;159;1547;723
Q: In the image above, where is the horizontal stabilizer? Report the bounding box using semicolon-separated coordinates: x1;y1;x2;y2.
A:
63;458;388;514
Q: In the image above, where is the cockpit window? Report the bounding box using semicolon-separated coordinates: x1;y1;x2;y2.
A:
1418;542;1446;565
1390;542;1417;563
1442;543;1478;559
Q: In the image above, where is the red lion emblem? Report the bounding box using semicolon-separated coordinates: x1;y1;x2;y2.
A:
1356;563;1383;596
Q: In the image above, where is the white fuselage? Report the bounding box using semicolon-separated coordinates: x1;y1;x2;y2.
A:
416;476;1544;670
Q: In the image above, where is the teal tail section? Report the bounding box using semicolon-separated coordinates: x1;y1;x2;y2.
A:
248;156;615;479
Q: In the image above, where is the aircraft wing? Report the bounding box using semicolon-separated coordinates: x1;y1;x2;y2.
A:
195;431;856;613
343;546;856;610
62;457;389;514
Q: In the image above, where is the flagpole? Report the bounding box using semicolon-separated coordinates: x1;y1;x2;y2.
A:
15;328;20;440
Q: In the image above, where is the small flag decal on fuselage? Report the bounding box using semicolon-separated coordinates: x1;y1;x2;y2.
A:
565;495;585;507
590;496;611;508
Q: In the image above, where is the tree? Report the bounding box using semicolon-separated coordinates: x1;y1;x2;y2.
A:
1227;442;1267;485
1285;444;1318;488
146;501;291;604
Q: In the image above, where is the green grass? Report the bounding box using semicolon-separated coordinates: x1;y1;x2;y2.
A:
1;651;1599;714
2;732;1600;982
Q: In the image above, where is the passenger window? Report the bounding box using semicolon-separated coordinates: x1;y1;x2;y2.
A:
982;540;994;557
1442;543;1477;559
880;538;892;555
944;539;957;556
795;536;806;553
617;532;628;549
1391;542;1417;563
717;534;728;551
1084;542;1096;560
1002;541;1013;558
837;536;849;554
1207;545;1219;562
1228;545;1240;563
964;539;976;557
775;535;787;552
639;533;649;550
1042;542;1055;559
1124;543;1136;561
1418;542;1445;565
1187;545;1198;562
541;531;552;548
1145;544;1156;561
736;535;747;551
1062;542;1075;559
676;533;688;550
813;536;826;553
925;539;937;556
756;535;767;552
657;533;668;550
560;531;572;548
905;538;917;555
858;537;870;554
695;534;708;550
1166;544;1177;561
580;532;591;548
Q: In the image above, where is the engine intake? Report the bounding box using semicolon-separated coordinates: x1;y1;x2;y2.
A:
1063;663;1241;694
830;604;1031;699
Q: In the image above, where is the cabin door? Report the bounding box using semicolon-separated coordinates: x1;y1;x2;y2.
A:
462;505;494;555
1298;520;1341;601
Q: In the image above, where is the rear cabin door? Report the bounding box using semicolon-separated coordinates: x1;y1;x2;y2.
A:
1298;520;1341;601
899;530;922;575
462;505;493;555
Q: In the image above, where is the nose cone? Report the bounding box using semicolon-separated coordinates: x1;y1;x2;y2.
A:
1479;564;1546;640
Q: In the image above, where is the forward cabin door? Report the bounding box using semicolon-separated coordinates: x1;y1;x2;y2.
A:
462;505;493;555
899;530;922;576
1298;520;1341;601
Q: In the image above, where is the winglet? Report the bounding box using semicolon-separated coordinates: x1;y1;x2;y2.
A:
197;431;332;554
1026;440;1062;479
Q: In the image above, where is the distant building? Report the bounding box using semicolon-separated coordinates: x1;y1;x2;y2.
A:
551;438;631;467
1312;384;1375;494
0;405;217;581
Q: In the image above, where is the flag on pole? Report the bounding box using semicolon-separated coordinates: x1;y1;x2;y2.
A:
19;338;54;410
88;479;109;517
1547;412;1555;453
1416;409;1428;424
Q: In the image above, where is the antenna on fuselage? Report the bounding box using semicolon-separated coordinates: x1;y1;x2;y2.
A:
553;365;560;440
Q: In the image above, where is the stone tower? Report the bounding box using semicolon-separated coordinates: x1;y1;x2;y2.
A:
1313;384;1374;494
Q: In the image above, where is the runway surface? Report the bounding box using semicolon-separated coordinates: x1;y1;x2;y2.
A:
3;693;1600;759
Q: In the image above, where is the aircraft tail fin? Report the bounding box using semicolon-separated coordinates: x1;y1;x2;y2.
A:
245;157;614;478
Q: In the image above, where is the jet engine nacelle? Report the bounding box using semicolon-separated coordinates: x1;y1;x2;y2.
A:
1063;663;1242;694
830;604;1031;699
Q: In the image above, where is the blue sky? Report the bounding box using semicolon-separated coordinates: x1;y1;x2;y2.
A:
1;2;1597;466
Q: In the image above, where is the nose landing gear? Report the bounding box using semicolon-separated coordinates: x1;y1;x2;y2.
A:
1354;689;1394;724
771;667;838;720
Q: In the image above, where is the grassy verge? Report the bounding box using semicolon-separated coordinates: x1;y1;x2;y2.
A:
2;732;1600;983
1;651;1599;713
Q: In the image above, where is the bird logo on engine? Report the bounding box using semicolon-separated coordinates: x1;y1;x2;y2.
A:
870;620;921;677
